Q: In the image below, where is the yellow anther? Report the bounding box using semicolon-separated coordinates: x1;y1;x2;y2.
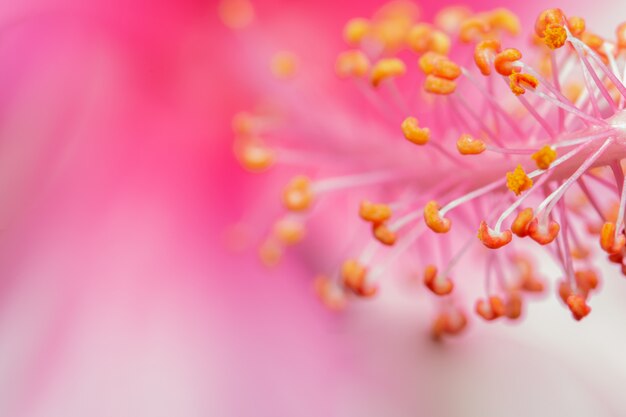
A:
531;145;557;170
259;238;282;267
617;22;626;50
512;208;534;237
273;218;305;245
456;134;486;155
509;72;538;96
343;18;370;45
219;0;255;30
271;51;298;79
459;17;490;43
424;201;451;233
429;30;451;55
370;1;419;51
335;50;370;78
494;48;522;76
488;8;521;36
434;6;472;34
341;259;376;297
373;223;396;246
235;139;275;172
506;164;533;195
474;39;501;76
418;52;444;75
283;176;313;211
359;200;392;223
600;222;626;254
424;74;456;95
370;58;406;87
401;117;430;145
535;9;565;38
543;23;567;49
567;16;586;37
418;53;460;80
406;23;433;53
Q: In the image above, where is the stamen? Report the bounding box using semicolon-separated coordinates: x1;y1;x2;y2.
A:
475;296;506;321
474;39;501;76
531;145;557;170
359;200;393;223
341;259;377;297
283;176;314;211
401;117;430;145
371;58;406;87
423;265;454;295
477;220;512;249
506;164;533;195
566;294;591;320
372;223;397;246
335;50;370;78
424;201;451;233
424;74;456;95
343;18;370;46
456;134;486;155
494;48;522;76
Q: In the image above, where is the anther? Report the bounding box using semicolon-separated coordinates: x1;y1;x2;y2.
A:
600;221;626;254
341;259;377;297
535;9;565;38
566;294;591;321
343;18;370;45
370;58;406;87
475;296;505;321
459;18;490;43
528;218;560;245
373;223;397;246
434;6;472;34
283;175;314;211
423;265;454;296
558;280;573;304
474;39;501;76
424;74;457;95
273;218;305;245
509;72;539;95
335;50;370;78
477;221;513;249
543;23;567;49
505;292;523;320
617;22;626;50
401;117;430;145
494;48;522;76
531;145;557;170
506;164;533;195
314;276;346;311
567;16;586;37
512;208;534;237
424;201;451;233
235;139;275;172
487;8;521;36
359;200;392;223
575;269;599;298
456;133;486;154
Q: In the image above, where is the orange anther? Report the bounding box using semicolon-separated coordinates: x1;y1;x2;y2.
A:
531;145;557;170
581;32;604;52
475;296;505;321
617;22;626;50
558;280;572;304
521;275;545;293
343;18;370;45
359;200;392;224
459;18;490;43
341;259;377;297
456;134;486;154
273;218;305;245
543;23;567;49
401;116;430;145
424;265;454;296
509;72;539;95
512;208;534;237
505;292;523;320
506;164;533;195
571;245;590;259
600;221;626;254
494;48;522;76
433;57;461;80
567;16;585;37
488;8;521;36
370;58;406;87
424;201;451;233
424;74;457;95
528;218;560;245
283;175;313;211
566;294;591;321
477;221;512;249
474;39;501;76
373;223;396;246
335;50;371;78
429;30;451;55
314;276;346;311
575;269;599;297
406;23;433;53
444;309;468;335
535;8;565;38
234;139;275;172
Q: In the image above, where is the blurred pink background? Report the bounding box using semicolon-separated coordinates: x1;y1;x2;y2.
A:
0;0;626;416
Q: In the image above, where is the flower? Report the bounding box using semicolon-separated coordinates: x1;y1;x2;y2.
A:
233;2;626;339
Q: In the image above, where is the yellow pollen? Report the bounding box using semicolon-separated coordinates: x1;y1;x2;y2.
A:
509;72;538;95
456;134;486;155
531;145;557;170
343;18;370;45
543;24;567;49
401;117;430;145
370;58;406;87
335;50;370;78
359;200;393;223
271;51;298;79
506;164;533;195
